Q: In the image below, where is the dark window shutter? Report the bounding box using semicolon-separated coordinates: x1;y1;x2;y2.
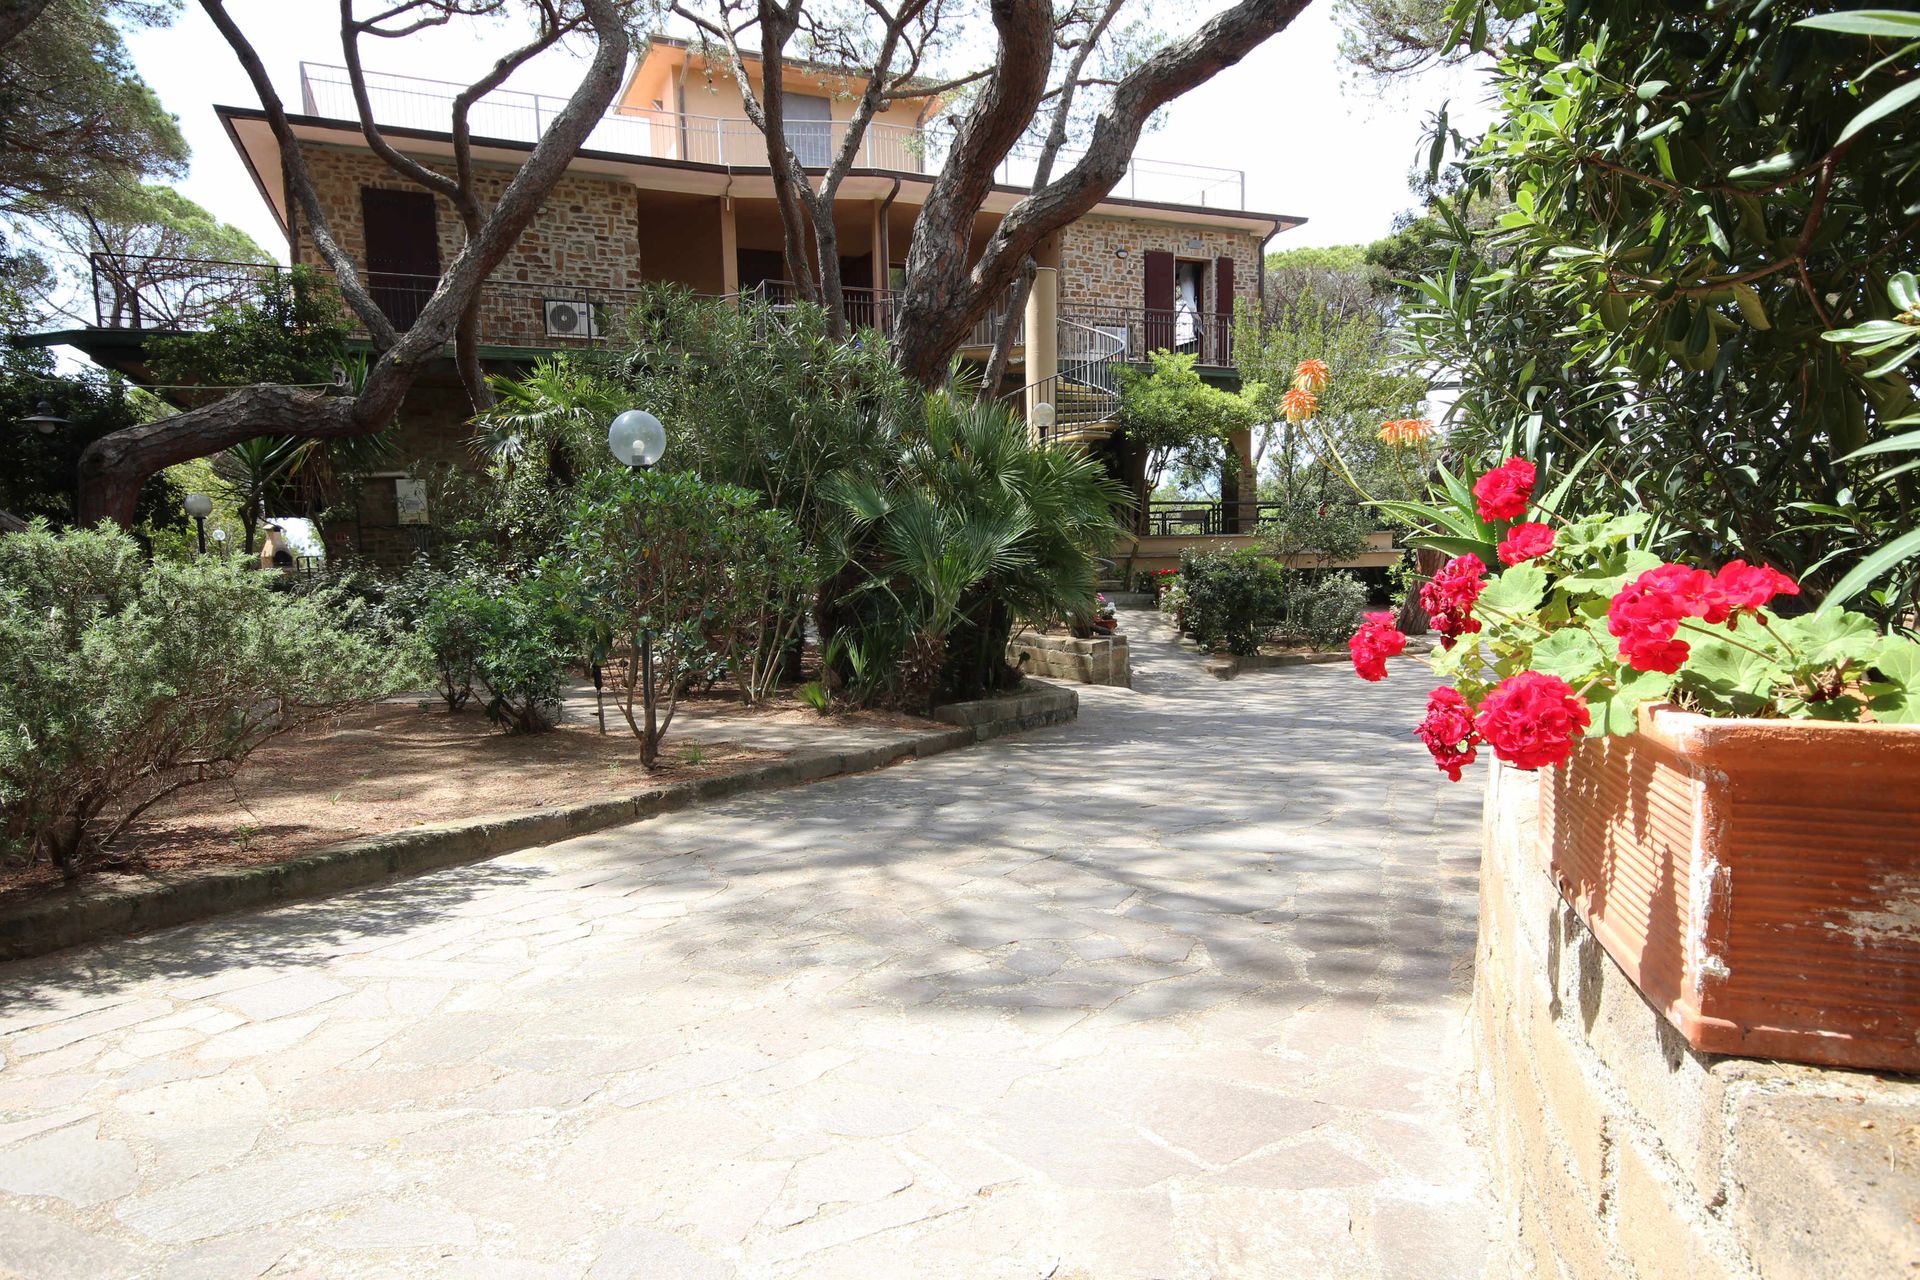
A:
1143;250;1175;352
1214;255;1235;361
360;188;441;329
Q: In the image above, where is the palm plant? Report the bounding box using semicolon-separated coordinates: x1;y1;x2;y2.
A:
213;436;302;553
830;392;1129;706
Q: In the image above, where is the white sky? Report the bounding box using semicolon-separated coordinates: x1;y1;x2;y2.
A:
122;0;1492;261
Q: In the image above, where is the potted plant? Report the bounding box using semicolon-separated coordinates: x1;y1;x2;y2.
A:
1348;457;1920;1071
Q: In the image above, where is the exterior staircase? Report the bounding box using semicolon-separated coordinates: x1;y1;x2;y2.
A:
1014;317;1124;444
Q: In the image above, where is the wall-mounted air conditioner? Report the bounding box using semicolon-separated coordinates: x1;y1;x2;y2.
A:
543;298;600;339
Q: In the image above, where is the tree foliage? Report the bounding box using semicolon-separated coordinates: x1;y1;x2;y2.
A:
0;347;182;531
1115;350;1253;514
1399;0;1920;624
0;0;186;221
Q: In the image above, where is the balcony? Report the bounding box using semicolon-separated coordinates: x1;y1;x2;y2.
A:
295;62;1249;209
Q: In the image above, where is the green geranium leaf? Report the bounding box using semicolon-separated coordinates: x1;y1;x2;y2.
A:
1530;624;1604;683
1478;562;1549;616
1868;635;1920;724
1558;547;1662;597
1682;619;1784;716
1770;609;1883;669
1585;667;1673;736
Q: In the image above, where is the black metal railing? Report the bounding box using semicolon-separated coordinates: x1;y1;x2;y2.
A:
87;253;653;349
1141;499;1288;537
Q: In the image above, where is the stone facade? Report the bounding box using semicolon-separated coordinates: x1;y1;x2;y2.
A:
1058;214;1264;318
297;144;646;347
1476;762;1920;1280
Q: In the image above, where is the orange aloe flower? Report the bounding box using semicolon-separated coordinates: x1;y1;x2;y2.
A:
1377;417;1435;445
1281;387;1318;423
1293;358;1330;394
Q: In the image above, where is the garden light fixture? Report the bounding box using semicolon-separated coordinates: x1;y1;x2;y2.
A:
1031;402;1057;434
18;401;69;434
605;410;671;746
184;493;213;554
608;409;667;470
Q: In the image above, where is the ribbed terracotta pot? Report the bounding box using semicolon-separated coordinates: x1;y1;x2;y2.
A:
1540;703;1920;1071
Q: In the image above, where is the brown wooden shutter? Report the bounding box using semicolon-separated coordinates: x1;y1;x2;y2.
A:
361;187;441;329
1213;255;1235;362
1143;250;1175;353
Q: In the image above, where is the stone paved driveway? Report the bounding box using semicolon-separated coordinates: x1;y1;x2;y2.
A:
0;606;1496;1279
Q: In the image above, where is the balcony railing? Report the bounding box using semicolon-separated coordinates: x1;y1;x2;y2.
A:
1143;499;1291;537
1056;305;1239;368
90;254;652;350
295;62;1247;209
751;279;1025;350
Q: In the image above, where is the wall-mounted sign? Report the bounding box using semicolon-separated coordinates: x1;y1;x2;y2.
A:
395;478;429;525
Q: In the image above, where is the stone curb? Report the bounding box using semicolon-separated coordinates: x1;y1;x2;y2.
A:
0;681;1078;963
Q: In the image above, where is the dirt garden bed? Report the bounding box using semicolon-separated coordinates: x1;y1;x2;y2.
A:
0;687;932;909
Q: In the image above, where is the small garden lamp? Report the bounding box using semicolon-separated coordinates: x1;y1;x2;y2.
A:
605;409;670;744
1031;401;1057;438
18;401;70;434
607;409;667;470
183;493;213;554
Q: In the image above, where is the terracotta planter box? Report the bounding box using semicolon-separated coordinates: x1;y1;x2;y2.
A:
1541;704;1920;1072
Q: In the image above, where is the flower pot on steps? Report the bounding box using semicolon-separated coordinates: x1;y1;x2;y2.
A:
1541;702;1920;1072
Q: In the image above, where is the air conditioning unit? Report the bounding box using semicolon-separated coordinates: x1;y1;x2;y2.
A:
543;298;600;339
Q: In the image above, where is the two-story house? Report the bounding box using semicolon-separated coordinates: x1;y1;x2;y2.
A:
60;37;1332;568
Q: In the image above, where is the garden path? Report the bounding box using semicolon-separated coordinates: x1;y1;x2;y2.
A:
0;604;1498;1279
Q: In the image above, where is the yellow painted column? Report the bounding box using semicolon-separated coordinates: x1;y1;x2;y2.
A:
719;195;739;300
1024;233;1061;429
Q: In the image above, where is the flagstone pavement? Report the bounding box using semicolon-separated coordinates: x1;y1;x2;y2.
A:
0;605;1499;1279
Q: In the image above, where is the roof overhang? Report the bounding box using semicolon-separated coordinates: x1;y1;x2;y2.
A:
216;106;1304;242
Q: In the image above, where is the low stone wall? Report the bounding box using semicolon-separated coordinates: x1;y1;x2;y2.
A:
1476;763;1920;1279
1007;630;1130;687
933;678;1079;738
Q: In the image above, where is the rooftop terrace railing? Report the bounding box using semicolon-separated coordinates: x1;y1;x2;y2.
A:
295;62;1248;209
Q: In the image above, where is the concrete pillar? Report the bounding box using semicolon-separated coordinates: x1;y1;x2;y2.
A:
1221;427;1256;532
1024;233;1062;428
719;196;739;299
871;199;888;330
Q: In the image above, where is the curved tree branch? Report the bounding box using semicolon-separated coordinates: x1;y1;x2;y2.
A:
78;0;634;527
895;0;1309;383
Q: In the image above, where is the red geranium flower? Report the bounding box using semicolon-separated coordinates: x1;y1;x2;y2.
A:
1474;671;1591;771
1607;574;1692;673
1416;687;1480;781
1639;563;1729;625
1418;554;1488;649
1348;611;1407;681
1715;560;1798;612
1497;522;1556;567
1472;457;1537;522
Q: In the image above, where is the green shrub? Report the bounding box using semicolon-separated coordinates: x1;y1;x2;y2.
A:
1178;548;1284;655
402;564;483;712
419;568;576;734
1293;571;1369;651
563;469;809;765
0;523;409;879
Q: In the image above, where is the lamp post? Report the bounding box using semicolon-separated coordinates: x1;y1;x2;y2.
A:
18;401;71;435
183;493;213;554
606;410;669;748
